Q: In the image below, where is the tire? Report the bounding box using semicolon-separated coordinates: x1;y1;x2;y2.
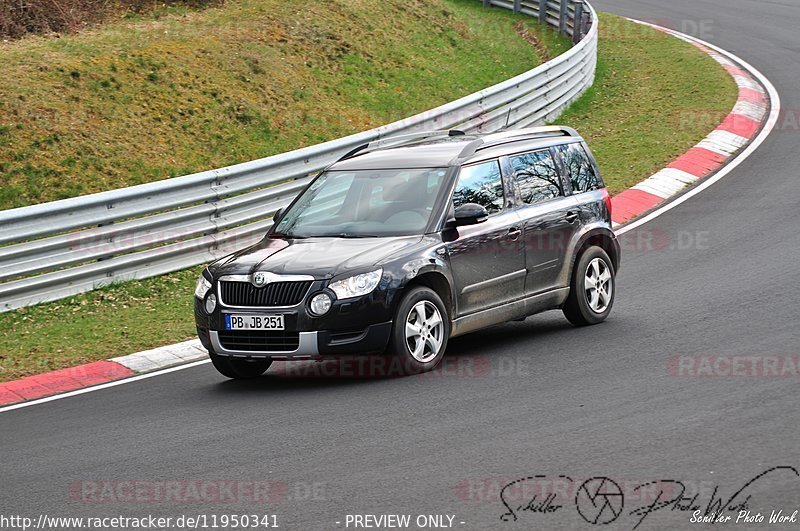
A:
210;351;272;379
388;286;450;375
563;246;616;326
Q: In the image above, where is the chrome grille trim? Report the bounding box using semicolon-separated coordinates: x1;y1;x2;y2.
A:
217;273;315;309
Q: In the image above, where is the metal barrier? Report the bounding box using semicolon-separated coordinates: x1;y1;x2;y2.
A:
0;0;597;312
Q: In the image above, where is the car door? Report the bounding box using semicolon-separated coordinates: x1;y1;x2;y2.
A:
445;159;526;316
504;147;580;295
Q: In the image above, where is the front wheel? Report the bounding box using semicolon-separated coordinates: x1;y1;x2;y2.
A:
210;351;272;379
388;286;450;375
563;246;616;326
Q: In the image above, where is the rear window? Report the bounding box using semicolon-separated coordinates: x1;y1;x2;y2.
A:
555;143;602;194
509;149;561;205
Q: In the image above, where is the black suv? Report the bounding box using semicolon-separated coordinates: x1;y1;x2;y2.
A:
194;127;620;378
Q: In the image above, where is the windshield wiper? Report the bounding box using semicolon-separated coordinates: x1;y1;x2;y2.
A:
318;233;380;238
272;232;309;239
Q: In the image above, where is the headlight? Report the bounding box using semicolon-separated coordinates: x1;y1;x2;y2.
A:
309;292;333;316
205;293;217;314
329;268;383;300
195;274;212;299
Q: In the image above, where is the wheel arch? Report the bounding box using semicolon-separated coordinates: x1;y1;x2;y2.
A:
402;271;454;321
571;228;620;280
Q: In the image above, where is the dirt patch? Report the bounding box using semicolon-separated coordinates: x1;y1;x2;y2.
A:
0;0;223;39
514;20;552;62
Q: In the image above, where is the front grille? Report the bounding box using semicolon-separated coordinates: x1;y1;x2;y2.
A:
218;330;300;352
219;280;312;307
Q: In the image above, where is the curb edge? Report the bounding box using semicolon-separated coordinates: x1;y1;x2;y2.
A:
610;20;779;232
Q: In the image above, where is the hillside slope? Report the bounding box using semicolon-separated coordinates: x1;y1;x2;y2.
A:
0;0;563;209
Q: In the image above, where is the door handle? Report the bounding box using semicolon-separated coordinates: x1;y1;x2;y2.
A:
507;227;522;240
565;211;579;223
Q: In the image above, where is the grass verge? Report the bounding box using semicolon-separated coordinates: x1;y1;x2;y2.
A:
0;0;553;209
0;11;738;382
556;13;738;194
0;0;565;381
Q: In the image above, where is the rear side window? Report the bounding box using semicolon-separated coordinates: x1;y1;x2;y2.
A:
453;160;504;215
555;143;602;194
509;149;561;205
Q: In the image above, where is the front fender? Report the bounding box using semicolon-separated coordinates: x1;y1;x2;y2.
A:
390;249;456;318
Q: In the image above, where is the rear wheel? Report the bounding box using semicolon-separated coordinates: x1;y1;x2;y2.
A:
210;351;272;379
388;287;450;375
563;246;615;326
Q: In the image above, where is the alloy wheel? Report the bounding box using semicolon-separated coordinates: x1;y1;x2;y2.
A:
584;257;613;314
404;300;444;362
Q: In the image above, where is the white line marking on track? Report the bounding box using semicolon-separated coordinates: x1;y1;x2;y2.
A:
0;360;211;414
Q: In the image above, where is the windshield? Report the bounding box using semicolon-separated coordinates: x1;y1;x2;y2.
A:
274;168;449;238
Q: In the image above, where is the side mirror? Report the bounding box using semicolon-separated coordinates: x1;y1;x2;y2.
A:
451;203;488;227
273;207;285;223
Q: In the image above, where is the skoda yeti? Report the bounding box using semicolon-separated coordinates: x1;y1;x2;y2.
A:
194;126;620;378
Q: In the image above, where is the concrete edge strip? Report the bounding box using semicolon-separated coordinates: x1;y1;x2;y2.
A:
0;19;782;413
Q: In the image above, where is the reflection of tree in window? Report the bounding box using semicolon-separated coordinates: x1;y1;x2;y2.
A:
453;161;504;214
557;143;599;194
510;150;561;205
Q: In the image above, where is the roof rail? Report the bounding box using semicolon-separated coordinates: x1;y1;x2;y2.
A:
457;126;579;159
337;130;467;161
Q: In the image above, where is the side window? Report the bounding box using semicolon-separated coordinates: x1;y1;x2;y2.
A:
452;160;504;215
509;149;561;205
555;143;601;194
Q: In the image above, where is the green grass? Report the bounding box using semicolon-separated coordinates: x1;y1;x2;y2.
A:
0;0;563;381
0;10;738;383
0;0;554;209
556;13;737;194
0;268;202;380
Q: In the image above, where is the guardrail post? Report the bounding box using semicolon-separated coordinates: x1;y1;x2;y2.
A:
583;5;591;36
97;219;114;263
559;0;569;35
513;0;521;13
573;0;584;43
538;0;547;24
482;0;490;7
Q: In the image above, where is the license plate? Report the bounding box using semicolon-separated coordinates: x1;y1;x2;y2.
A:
225;314;285;330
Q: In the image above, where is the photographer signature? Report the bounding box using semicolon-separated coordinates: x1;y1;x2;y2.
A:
499;466;799;528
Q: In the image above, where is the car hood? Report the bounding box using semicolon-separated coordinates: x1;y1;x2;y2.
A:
209;235;425;279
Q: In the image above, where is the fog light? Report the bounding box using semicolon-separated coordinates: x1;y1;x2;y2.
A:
309;293;332;316
205;293;217;314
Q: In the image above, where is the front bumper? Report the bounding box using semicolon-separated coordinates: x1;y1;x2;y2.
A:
197;321;393;360
195;274;401;359
209;329;320;359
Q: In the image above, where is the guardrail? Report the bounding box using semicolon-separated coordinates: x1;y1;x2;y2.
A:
0;0;597;312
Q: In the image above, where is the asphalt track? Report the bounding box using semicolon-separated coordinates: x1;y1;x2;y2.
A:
2;1;800;529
